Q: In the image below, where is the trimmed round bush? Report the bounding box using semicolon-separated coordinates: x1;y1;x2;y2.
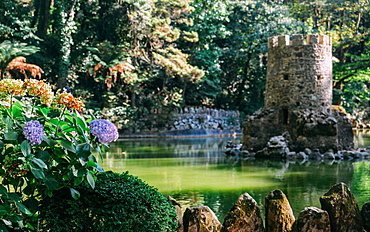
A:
39;171;178;232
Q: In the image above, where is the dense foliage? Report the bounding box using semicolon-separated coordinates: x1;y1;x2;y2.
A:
39;171;178;232
0;78;118;230
1;0;370;123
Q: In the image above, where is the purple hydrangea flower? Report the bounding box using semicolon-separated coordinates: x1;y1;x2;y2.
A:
23;120;44;146
89;119;119;144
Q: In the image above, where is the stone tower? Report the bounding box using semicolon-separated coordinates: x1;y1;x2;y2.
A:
243;34;353;154
265;34;332;112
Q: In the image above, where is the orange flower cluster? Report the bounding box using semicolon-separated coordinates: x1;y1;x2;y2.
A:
23;79;54;106
0;79;26;96
0;79;85;111
55;91;85;112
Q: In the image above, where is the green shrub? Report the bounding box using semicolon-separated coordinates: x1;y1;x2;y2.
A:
39;171;178;232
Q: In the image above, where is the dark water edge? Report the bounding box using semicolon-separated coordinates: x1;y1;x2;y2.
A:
101;135;370;221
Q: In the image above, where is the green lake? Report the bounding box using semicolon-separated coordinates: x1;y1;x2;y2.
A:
99;133;370;221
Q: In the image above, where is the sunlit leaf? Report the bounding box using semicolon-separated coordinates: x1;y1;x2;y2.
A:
86;172;95;189
15;202;31;215
30;164;45;180
31;157;47;169
70;188;80;200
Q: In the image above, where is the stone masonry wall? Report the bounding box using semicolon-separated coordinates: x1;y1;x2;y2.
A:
122;106;241;137
265;34;332;112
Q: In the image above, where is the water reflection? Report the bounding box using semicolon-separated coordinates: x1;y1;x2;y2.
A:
99;136;370;221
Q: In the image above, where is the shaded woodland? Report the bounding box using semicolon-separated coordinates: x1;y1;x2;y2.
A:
1;0;370;126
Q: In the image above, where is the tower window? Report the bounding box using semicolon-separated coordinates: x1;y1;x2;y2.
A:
283;74;289;80
282;108;289;125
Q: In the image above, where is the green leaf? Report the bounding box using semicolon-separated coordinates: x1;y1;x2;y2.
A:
44;176;59;191
37;106;51;118
11;103;22;118
58;140;76;153
31;158;47;169
15;202;31;215
30;164;45;180
21;140;31;157
86;161;97;168
86;172;95;189
76;114;88;130
95;163;104;173
0;185;8;196
0;205;9;216
4;131;18;140
0;140;4;150
43;136;57;147
3;116;13;128
70;188;80;200
76;143;91;159
36;150;50;162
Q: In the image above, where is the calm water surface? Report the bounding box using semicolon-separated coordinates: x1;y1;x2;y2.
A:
99;134;370;220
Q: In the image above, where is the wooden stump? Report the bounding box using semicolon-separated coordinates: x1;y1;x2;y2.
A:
265;189;295;232
222;193;264;232
319;182;364;232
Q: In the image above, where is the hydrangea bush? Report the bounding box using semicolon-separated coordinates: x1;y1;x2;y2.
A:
0;78;118;231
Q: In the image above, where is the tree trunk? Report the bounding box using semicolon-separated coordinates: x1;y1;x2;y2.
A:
37;0;52;39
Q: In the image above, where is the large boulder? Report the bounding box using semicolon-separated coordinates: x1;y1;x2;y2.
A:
222;193;264;232
265;189;295;232
362;201;370;232
294;207;330;232
183;206;222;232
319;182;363;232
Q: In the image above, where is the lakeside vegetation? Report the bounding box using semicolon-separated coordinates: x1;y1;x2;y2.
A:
1;0;370;127
1;0;370;230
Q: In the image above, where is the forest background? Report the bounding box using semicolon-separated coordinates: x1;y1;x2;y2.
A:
1;0;370;132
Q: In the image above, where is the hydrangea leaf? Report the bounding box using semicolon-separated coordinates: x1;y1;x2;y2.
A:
31;157;47;169
30;164;46;180
21;140;31;157
58;140;76;153
4;131;18;141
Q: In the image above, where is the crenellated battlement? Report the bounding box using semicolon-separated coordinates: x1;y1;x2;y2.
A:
268;34;332;48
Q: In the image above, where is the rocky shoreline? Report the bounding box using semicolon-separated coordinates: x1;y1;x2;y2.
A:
224;134;370;160
170;182;370;232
